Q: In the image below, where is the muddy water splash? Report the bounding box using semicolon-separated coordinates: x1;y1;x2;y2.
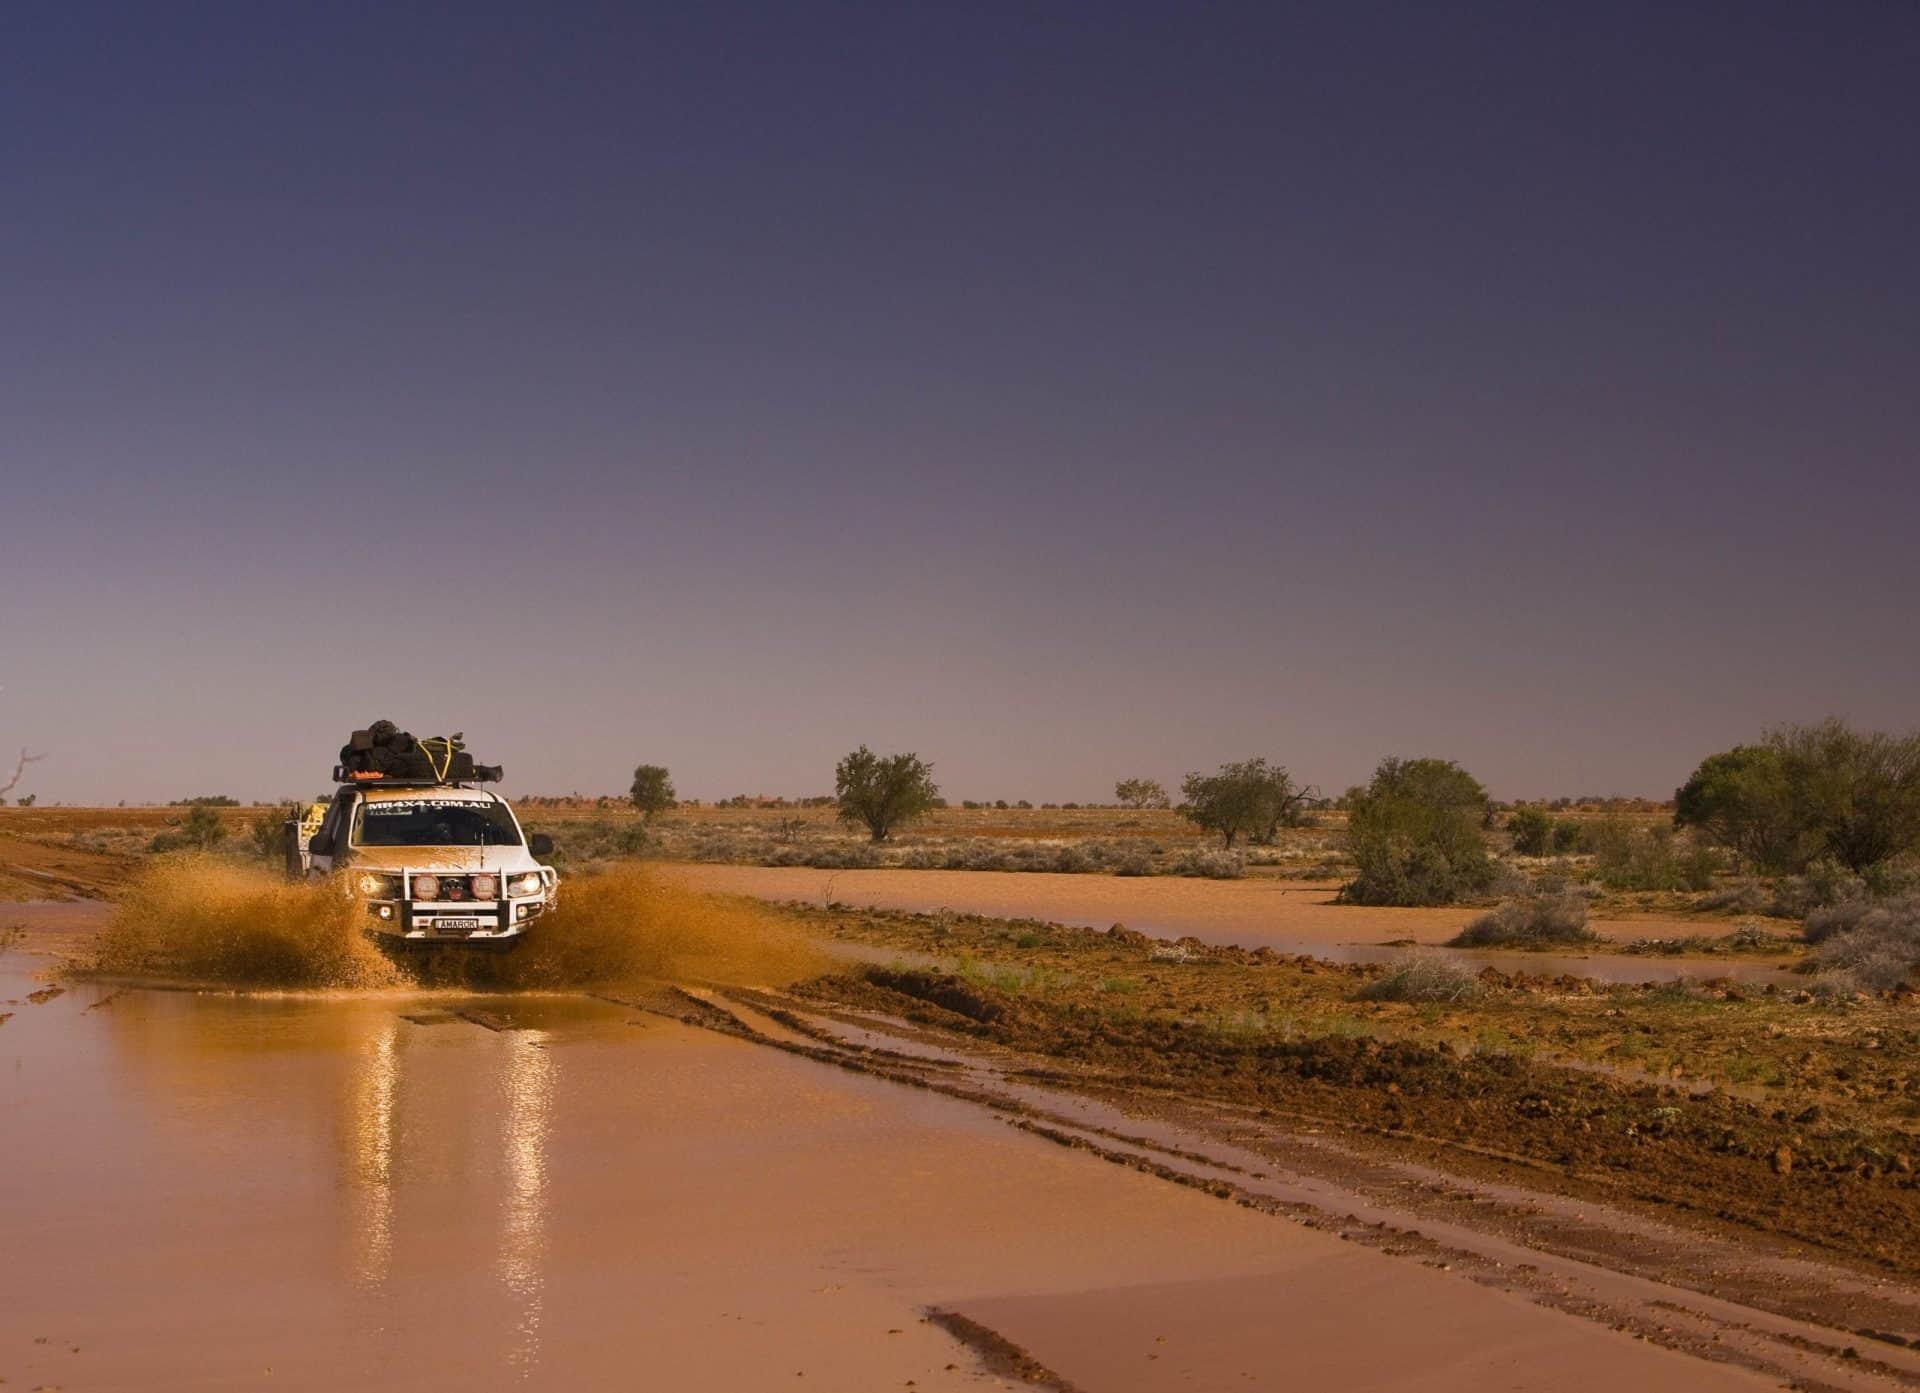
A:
94;855;402;987
407;864;831;990
89;858;829;991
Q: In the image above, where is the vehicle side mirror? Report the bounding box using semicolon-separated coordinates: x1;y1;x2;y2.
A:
309;832;334;857
529;833;554;858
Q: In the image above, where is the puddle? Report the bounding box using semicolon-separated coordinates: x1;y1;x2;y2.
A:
0;959;1778;1391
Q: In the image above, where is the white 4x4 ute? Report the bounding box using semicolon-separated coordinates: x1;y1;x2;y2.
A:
299;784;558;945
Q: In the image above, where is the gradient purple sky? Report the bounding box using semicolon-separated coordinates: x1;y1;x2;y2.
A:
4;2;1916;805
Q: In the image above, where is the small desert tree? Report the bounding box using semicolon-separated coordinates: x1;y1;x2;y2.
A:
1180;758;1312;849
1339;756;1493;906
835;746;938;842
629;764;677;820
1114;777;1169;810
1770;720;1920;875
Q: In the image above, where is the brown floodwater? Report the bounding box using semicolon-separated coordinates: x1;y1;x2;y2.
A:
667;864;1799;986
0;954;1772;1391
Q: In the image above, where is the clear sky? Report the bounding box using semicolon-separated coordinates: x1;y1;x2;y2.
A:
3;1;1916;805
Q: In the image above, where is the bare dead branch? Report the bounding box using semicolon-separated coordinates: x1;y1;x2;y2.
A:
1;747;47;799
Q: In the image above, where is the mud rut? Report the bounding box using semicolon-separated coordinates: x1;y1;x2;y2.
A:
591;980;1920;1393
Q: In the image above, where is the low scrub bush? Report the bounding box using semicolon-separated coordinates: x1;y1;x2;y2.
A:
1168;849;1245;879
1448;893;1594;948
1769;863;1869;919
1699;878;1769;914
1804;893;1920;945
1806;894;1920;993
1360;953;1482;1003
517;817;650;866
149;804;228;853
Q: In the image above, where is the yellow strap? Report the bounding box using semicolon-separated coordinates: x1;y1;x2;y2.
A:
419;733;465;782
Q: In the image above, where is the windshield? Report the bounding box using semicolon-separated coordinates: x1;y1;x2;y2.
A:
351;798;522;847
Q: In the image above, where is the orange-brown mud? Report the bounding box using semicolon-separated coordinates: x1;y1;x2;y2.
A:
0;826;132;899
6;859;1916;1390
1;952;1785;1392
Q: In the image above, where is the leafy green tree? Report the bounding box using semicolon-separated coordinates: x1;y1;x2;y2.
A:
1673;744;1810;873
835;747;939;842
1507;806;1554;857
1339;756;1493;906
1180;758;1312;849
1677;722;1920;875
1114;777;1170;810
629;764;677;820
1769;720;1920;874
16;794;35;807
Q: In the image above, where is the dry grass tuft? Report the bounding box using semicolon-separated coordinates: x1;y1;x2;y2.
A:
1359;953;1482;1003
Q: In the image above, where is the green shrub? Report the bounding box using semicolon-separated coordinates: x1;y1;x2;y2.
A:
1590;818;1716;891
151;803;228;853
248;806;297;861
1507;807;1554;857
1339;757;1493;906
1550;820;1588;854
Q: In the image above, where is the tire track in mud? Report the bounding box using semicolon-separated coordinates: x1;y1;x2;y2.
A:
602;981;1920;1393
924;1309;1085;1393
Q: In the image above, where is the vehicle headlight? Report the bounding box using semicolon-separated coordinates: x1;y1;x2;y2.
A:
355;872;400;899
470;874;498;900
512;872;544;896
412;874;440;901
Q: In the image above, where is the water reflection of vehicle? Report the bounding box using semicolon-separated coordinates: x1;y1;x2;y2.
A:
295;783;559;946
94;990;558;1372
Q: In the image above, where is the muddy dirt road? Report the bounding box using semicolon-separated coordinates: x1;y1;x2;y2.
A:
2;950;1777;1393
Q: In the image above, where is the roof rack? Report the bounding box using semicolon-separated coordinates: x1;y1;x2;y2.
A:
332;765;504;786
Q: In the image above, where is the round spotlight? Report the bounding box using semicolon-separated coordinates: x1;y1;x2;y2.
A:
471;874;497;900
413;875;440;901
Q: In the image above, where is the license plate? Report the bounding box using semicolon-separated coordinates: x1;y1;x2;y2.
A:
432;918;480;931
